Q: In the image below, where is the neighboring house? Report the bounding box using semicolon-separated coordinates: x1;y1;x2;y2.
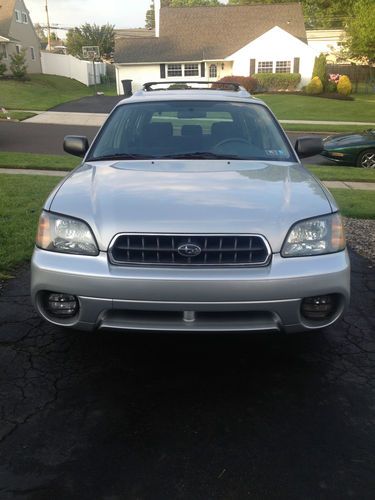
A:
0;0;42;73
114;2;318;94
306;29;347;63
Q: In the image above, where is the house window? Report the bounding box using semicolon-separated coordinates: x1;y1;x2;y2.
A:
184;63;199;76
15;45;21;54
209;64;217;78
257;61;273;73
167;64;182;77
1;43;7;59
30;47;35;60
275;61;291;73
15;9;21;22
22;11;28;24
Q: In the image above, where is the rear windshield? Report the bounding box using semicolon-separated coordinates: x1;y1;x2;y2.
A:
88;100;295;162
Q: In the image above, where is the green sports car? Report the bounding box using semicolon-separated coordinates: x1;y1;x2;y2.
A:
322;129;375;168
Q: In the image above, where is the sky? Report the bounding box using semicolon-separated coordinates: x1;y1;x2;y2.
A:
26;0;227;31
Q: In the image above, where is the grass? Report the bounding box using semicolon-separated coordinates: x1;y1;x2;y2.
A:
306;165;375;182
0;175;61;278
330;189;375;219
0;111;36;121
0;74;116;111
0;152;78;171
283;124;373;134
257;93;375;123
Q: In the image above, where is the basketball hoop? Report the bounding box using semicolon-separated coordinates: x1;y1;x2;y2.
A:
82;46;100;60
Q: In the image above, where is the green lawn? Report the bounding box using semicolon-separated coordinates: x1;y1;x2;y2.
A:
0;111;36;121
257;93;375;123
283;124;373;134
0;74;116;111
0;152;78;170
0;174;60;278
307;165;375;182
330;189;375;219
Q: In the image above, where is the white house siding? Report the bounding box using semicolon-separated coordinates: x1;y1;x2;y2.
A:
228;26;318;87
306;30;345;63
116;64;171;94
41;52;105;86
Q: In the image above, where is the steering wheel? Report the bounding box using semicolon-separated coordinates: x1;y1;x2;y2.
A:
214;138;250;148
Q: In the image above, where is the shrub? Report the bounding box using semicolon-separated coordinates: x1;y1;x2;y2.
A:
0;53;6;77
305;76;323;95
253;73;301;91
326;81;337;93
337;75;352;96
213;75;258;93
9;49;28;79
312;53;327;89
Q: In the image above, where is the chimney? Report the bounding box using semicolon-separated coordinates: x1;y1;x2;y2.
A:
154;0;161;38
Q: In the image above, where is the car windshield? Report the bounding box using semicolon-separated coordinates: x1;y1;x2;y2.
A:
88;100;294;162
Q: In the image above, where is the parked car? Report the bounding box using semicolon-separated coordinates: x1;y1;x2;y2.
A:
321;129;375;168
31;81;350;334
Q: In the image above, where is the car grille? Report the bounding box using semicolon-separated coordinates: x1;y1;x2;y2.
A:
109;234;271;267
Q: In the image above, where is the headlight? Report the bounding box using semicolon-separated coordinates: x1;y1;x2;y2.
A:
36;211;99;256
282;213;346;257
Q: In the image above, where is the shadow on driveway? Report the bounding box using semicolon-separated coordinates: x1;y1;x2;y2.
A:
50;95;125;114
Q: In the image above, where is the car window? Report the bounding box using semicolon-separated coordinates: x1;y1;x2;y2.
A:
88;100;294;161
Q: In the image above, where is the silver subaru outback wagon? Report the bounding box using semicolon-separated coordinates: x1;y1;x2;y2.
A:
31;82;350;333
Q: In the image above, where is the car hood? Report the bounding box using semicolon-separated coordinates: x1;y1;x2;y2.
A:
324;130;375;147
48;160;333;253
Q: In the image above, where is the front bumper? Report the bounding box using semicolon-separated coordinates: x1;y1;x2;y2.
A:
31;248;350;333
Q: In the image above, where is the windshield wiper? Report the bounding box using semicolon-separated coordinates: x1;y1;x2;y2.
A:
158;152;241;160
88;153;154;161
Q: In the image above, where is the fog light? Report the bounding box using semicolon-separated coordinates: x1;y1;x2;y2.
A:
301;295;334;320
47;293;78;318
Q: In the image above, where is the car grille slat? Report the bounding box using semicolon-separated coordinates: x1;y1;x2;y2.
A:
109;234;271;267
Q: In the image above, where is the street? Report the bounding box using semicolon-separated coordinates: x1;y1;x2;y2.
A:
0;251;374;499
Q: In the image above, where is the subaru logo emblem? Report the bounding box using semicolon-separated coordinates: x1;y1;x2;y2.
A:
178;243;202;258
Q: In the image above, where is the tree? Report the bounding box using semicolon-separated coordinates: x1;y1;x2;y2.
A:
345;0;375;64
66;23;114;59
312;53;327;89
34;23;47;44
145;1;155;29
9;49;27;79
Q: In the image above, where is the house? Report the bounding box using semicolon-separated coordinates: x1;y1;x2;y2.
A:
114;2;318;94
0;0;42;73
306;29;347;63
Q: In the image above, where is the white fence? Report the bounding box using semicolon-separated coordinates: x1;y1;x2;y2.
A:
41;52;106;86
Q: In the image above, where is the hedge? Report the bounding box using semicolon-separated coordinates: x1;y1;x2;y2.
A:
253;73;301;91
213;76;258;93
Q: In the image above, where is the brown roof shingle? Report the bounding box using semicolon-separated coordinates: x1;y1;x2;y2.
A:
115;3;307;64
0;0;16;38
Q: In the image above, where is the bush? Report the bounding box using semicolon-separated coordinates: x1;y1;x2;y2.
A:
305;76;323;95
253;73;301;91
213;76;258;93
312;53;327;89
326;81;337;93
337;75;352;96
9;49;28;79
0;53;6;77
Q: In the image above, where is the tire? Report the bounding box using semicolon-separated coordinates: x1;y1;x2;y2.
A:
356;149;375;168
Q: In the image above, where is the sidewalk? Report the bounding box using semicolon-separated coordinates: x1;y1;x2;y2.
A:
22;111;375;128
1;168;375;190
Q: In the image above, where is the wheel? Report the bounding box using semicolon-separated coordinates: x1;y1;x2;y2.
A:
356;149;375;168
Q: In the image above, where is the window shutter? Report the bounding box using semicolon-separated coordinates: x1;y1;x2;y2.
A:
250;59;256;75
293;57;300;73
160;64;166;79
201;62;205;78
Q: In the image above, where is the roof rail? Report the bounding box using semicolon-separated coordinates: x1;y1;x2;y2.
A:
143;81;243;92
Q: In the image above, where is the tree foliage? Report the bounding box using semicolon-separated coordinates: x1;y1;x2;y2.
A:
0;52;7;77
312;53;327;89
345;0;375;64
66;23;114;58
228;0;355;29
9;50;28;79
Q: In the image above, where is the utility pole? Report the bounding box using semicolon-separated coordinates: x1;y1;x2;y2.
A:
45;0;51;51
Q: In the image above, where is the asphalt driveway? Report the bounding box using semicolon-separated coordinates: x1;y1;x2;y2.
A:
0;250;374;499
50;95;124;114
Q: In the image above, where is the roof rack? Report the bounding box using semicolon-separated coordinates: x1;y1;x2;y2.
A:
143;81;242;92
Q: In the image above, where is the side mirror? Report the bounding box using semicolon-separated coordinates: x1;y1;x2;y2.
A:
63;136;89;157
295;137;323;159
